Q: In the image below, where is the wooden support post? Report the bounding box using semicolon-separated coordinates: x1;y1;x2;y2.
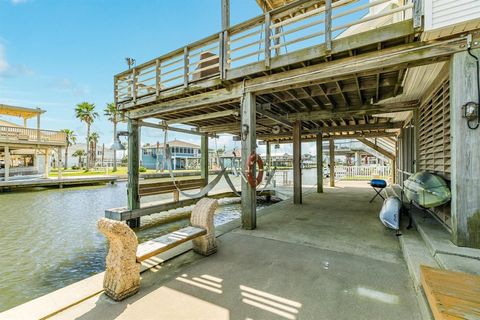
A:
220;0;230;80
36;114;41;141
173;190;179;202
34;148;39;171
325;0;332;52
58;147;63;180
4;146;10;182
201;135;208;187
266;141;271;170
329;138;335;187
44;148;50;178
132;68;137;102
293;120;302;204
221;0;230;30
450;48;480;248
316;134;323;193
241;92;256;229
127;119;140;228
23;117;27;128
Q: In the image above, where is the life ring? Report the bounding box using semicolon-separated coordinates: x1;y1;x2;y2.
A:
246;152;264;188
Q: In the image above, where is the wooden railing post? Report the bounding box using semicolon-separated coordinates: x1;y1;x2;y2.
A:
264;12;272;68
325;0;332;53
132;68;137;102
155;58;160;96
183;46;189;88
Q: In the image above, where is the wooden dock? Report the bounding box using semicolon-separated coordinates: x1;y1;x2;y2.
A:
0;176;117;191
421;265;480;319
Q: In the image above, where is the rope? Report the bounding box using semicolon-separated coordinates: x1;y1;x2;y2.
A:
165;147;226;199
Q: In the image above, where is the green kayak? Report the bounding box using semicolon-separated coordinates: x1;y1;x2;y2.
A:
403;171;451;208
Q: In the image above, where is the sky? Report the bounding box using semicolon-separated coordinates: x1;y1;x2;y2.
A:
0;0;279;151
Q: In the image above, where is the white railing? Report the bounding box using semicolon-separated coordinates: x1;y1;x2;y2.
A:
114;0;416;104
0;125;66;145
336;165;391;180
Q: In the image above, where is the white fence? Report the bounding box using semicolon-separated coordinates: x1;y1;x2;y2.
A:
335;165;391;180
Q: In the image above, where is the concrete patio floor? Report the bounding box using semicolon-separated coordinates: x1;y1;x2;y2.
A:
51;181;422;320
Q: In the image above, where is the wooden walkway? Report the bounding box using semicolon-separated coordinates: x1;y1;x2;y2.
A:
0;176;117;191
421;265;480;319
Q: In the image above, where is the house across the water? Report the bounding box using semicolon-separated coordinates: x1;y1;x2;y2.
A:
141;139;201;170
0;104;66;181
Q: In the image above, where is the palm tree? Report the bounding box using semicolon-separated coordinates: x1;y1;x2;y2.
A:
75;102;98;170
61;129;77;169
104;102;120;172
72;149;86;168
88;132;100;167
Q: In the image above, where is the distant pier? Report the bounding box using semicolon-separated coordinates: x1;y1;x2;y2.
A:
0;176;117;191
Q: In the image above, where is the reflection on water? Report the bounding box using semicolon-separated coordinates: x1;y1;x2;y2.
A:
0;182;275;312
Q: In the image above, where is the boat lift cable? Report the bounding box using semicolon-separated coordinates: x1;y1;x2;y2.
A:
162;126;226;199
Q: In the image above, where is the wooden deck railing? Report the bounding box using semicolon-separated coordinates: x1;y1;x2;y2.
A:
114;0;416;104
0;125;66;145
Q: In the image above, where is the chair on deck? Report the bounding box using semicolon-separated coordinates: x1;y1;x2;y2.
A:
368;179;387;203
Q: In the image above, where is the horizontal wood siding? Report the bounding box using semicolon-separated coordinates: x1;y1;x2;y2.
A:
418;77;452;226
425;0;480;30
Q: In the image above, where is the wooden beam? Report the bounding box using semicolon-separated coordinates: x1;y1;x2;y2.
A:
357;138;395;160
165;110;239;125
316;134;323;193
140;120;217;137
128;86;242;119
241;91;256;230
260;131;398;142
283;100;418;122
257;105;293;128
293;120;302;204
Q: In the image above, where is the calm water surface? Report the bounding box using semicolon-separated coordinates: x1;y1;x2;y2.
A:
0;181;274;312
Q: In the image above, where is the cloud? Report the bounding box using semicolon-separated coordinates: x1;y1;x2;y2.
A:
53;78;90;96
0;43;35;78
11;0;29;4
0;44;8;74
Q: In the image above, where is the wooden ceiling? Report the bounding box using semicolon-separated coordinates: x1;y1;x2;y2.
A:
154;68;411;140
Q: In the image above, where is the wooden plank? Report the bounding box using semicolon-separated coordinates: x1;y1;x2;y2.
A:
241;91;256;229
421;265;480;320
293;120;302;204
136;226;207;261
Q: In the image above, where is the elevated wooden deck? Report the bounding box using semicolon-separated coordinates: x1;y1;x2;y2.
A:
111;0;471;141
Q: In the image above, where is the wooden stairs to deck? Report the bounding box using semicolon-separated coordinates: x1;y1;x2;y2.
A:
421;265;480;319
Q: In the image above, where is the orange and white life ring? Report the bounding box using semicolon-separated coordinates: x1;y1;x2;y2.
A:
246;152;264;188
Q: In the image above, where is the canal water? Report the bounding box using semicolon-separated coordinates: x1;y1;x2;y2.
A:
0;180;279;312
